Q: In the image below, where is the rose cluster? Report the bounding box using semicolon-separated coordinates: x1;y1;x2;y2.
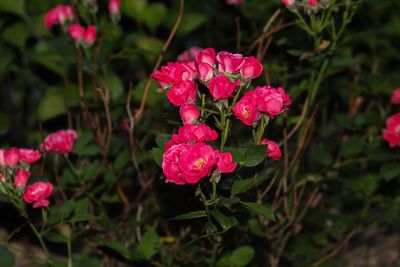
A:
152;48;290;184
382;89;400;147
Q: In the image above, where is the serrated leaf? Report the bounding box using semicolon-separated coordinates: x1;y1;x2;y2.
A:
231;178;256;196
210;210;238;230
242;145;267;167
240;201;275;221
135;228;159;260
169;210;207;221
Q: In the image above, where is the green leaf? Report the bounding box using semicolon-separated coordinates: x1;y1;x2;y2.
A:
0;246;15;267
240;201;275;221
169;210;207;221
82;162;100;182
231;178;256;196
132;80;163;106
79;146;102;156
340;136;363;158
380;163;400;181
2;22;30;50
155;134;171;149
100;240;130;259
152;148;163;167
242;145;267;167
210;210;238;230
38;88;67;121
0;0;25;16
43;232;68;243
73;132;94;152
177;13;207;36
135;228;160;260
141;3;167;32
106;74;124;101
114;149;130;172
229;246;255;267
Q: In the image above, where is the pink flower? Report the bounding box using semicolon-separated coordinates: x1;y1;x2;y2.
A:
162;143;191;185
45;4;75;29
0;149;6;166
240;56;263;79
252;86;291;118
4;148;19;167
67;23;85;42
41;129;78;154
108;0;121;14
391;88;400;105
232;95;261;126
84;26;97;45
208;75;240;101
226;0;245;5
18;149;41;164
216;151;237;173
261;139;282;160
178;47;203;62
216;51;245;73
281;0;295;7
308;0;319;6
196;48;216;67
152;62;196;89
382;113;400;147
167;81;197;106
180;103;200;124
172;124;218;144
14;170;30;188
178;142;217;183
23;182;54;208
197;62;214;81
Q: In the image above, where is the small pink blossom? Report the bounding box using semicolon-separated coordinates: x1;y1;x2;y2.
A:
23;182;54;208
261;139;282;160
84;26;97;45
240;56;263;79
216;151;237;173
167;81;197;106
41;129;78;154
108;0;121;14
152;62;196;89
195;48;216;67
208;75;240;101
216;51;245;74
281;0;295;7
197;62;214;82
308;0;319;6
226;0;245;5
179;103;200;124
391;88;400;105
67;23;85;42
4;148;19;167
162;143;191;185
232;94;261;126
172;124;218;144
382;113;400;148
18;149;41;164
0;149;6;166
45;4;75;29
178;47;203;62
14;170;30;188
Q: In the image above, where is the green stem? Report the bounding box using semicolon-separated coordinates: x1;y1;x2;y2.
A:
28;221;50;260
67;238;73;267
256;116;268;144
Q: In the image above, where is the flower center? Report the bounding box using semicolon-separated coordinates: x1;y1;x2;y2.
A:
193;158;205;169
395;125;400;135
242;109;250;119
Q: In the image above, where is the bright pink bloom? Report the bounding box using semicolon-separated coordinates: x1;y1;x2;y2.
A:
216;51;245;73
232;95;261;126
23;182;54;208
240;56;263;79
4;148;19;167
180;103;200;124
178;47;203;62
197;62;214;81
226;0;245;5
196;48;216;67
261;139;282;161
67;23;85;42
391;88;400;105
308;0;319;6
0;149;5;166
382;113;400;147
108;0;121;14
41;129;78;154
167;81;197;106
18;149;41;164
216;151;237;173
252;86;291;118
45;4;75;29
162;143;191;185
14;170;30;188
84;26;97;45
178;142;217;183
281;0;295;6
172;124;218;144
208;75;240;101
152;62;196;89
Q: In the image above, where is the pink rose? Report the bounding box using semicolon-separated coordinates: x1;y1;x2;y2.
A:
254;86;284;117
41;129;78;154
178;142;217;183
281;0;295;7
195;48;216;67
84;25;97;45
108;0;121;14
23;182;54;208
4;148;19;167
152;62;196;89
391;88;400;105
382;113;400;147
18;149;41;164
197;62;214;82
178;47;203;62
208;75;240;101
67;23;85;42
226;0;245;5
167;81;197;106
261;139;282;161
216;51;245;73
172;124;218;144
0;149;6;166
232;95;261;126
180;103;200;124
14;170;30;188
45;4;75;29
162;143;191;185
277;87;292;107
240;56;263;79
216;151;237;173
308;0;319;6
